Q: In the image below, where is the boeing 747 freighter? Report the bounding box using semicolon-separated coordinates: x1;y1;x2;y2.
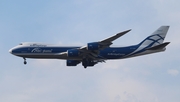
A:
9;26;170;68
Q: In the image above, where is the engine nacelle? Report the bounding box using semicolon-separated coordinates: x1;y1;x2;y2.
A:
67;49;79;57
87;42;99;50
66;60;80;66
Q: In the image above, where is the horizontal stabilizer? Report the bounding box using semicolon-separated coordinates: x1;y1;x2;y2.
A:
146;42;170;50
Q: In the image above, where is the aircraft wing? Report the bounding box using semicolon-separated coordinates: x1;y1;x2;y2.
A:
58;29;131;60
80;29;131;50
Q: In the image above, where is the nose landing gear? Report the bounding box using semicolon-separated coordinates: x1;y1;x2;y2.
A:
23;58;27;65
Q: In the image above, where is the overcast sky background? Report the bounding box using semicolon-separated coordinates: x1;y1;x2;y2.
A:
0;0;180;102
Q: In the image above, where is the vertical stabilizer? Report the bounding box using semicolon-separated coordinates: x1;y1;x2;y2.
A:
139;26;169;47
121;26;170;57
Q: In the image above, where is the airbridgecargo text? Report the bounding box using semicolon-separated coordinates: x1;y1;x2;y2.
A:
31;48;52;53
108;53;125;56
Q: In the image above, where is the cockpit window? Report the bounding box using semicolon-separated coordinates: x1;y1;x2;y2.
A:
19;43;23;45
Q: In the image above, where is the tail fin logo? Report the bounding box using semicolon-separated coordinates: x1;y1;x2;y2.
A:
140;26;169;47
124;26;169;56
141;33;165;47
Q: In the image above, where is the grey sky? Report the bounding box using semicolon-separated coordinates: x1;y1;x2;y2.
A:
0;0;180;102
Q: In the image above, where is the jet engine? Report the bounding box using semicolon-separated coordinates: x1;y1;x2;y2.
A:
66;60;81;66
87;42;99;50
67;49;79;57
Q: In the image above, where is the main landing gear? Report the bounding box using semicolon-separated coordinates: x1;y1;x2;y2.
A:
82;59;96;69
23;58;27;65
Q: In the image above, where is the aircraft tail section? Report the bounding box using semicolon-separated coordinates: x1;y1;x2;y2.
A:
146;42;170;50
139;26;169;48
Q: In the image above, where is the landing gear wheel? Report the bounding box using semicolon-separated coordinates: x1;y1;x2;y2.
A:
23;58;27;65
24;61;27;64
82;58;88;69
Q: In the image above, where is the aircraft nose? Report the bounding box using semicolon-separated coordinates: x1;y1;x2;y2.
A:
9;49;12;54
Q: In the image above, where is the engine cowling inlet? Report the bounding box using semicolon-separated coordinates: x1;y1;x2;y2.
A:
67;49;79;57
87;42;99;50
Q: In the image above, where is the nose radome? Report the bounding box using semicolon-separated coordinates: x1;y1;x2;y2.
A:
9;49;12;54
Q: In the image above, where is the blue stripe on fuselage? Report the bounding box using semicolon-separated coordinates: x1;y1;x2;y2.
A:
12;45;139;59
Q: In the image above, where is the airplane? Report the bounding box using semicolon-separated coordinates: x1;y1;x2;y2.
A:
9;26;170;68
